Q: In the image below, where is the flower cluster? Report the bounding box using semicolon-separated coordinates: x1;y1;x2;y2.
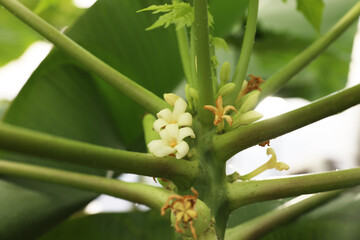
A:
161;187;199;239
148;94;195;159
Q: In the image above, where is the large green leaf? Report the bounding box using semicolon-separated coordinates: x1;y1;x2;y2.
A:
0;0;183;239
252;0;358;100
262;189;360;240
0;0;83;66
39;210;175;240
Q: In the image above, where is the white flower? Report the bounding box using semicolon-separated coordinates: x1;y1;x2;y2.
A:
153;97;193;132
148;124;195;159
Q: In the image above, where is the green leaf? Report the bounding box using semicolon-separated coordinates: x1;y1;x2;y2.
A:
249;33;349;100
253;0;357;100
39;210;175;240
209;0;249;37
262;189;360;240
0;0;183;238
296;0;325;32
0;0;83;67
138;2;193;30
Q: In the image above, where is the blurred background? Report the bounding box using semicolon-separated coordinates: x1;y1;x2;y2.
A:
0;0;359;214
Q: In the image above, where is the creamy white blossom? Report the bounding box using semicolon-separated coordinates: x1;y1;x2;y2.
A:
148;124;195;159
153;97;192;132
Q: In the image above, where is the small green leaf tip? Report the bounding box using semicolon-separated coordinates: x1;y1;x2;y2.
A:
137;2;193;30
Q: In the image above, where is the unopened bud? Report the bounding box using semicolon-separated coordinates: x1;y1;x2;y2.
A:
233;110;263;127
220;61;231;85
164;93;180;106
237;90;260;114
216;82;235;98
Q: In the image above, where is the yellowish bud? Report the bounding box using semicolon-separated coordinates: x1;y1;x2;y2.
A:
233;110;263;127
237;90;260;114
164;93;180;106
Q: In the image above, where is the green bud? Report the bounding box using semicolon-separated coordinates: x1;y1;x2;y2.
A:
220;61;231;85
189;87;199;105
233;110;263;128
237;90;260;114
216;82;235;98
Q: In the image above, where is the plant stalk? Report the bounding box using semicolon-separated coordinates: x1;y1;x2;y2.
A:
227;168;360;211
0;159;172;210
214;83;360;160
225;191;341;240
260;1;360;100
0;0;168;114
229;0;259;103
0;123;199;188
194;0;214;128
176;26;194;86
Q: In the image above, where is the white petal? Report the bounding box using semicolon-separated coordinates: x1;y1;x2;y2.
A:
178;127;195;141
160;124;179;141
157;109;172;123
172;98;187;120
174;141;189;159
177;112;193;127
148;140;176;157
153;119;168;132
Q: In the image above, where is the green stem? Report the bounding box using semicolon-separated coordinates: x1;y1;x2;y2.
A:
0;159;172;210
0;123;199;188
142;114;160;147
225;191;341;240
194;0;214;128
0;0;168;114
260;1;360;100
229;0;259;103
227;168;360;211
176;26;194;86
214;83;360;160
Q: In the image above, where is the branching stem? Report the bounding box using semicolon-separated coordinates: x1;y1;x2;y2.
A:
0;123;199;188
214;83;360;160
260;1;360;100
0;159;172;210
225;191;341;240
227;168;360;211
230;0;259;103
0;0;168;114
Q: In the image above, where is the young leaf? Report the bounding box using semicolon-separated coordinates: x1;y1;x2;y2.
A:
138;2;193;30
296;0;325;32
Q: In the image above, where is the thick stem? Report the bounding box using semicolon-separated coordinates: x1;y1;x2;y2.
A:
194;0;214;128
227;168;360;211
260;1;360;100
225;191;341;240
229;0;259;103
176;26;194;86
0;159;172;210
0;0;168;114
0;123;199;188
214;83;360;160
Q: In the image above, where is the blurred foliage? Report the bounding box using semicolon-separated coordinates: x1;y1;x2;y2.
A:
39;210;175;240
0;0;83;66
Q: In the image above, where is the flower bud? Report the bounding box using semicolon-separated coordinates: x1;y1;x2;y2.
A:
220;61;231;85
233;110;263;127
164;93;180;106
216;82;235;98
237;90;259;114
